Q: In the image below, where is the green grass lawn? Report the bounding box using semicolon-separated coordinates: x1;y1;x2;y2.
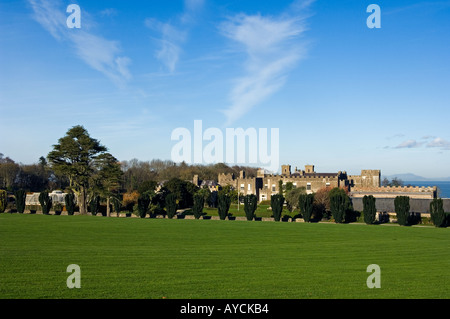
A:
204;203;274;218
0;213;448;299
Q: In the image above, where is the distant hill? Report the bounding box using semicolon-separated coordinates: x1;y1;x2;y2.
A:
382;174;450;182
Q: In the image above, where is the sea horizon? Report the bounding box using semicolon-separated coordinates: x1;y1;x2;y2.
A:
406;181;450;199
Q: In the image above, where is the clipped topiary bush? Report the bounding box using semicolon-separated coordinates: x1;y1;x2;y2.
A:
39;191;53;215
90;195;100;216
15;189;26;214
430;198;446;228
394;196;410;226
299;193;314;222
0;190;6;213
165;193;178;219
363;195;377;225
218;192;231;220
65;192;76;216
244;194;258;221
330;191;347;223
192;193;204;219
137;194;150;218
271;194;284;222
112;196;122;217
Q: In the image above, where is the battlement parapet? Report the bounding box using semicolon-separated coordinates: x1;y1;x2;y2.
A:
265;174;340;180
350;185;437;199
352;186;437;193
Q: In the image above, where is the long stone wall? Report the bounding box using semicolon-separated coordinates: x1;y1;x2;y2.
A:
351;197;450;214
350;186;437;200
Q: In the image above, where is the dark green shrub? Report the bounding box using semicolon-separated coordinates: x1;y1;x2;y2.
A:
0;190;6;213
244;194;258;221
90;196;100;216
165;193;178;219
394;196;410;226
218;192;231;220
192;193;204;219
363;195;377;225
137;194;150;218
65;193;76;216
112;196;122;216
39;191;53;215
329;190;347;223
15;189;26;214
271;194;284;222
430;198;446;227
312;202;326;221
99;204;107;217
299;193;314;222
409;212;422;225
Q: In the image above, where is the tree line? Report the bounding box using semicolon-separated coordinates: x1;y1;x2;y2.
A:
0;126;259;216
0;126;258;215
1;125;448;227
0;135;257;195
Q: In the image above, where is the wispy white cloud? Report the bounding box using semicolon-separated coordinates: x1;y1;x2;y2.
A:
390;136;450;150
145;19;187;73
395;139;424;149
219;1;313;125
146;0;204;73
181;0;205;24
28;0;131;86
427;137;450;150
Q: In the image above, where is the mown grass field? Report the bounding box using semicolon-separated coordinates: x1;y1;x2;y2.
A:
205;203;274;218
0;213;448;299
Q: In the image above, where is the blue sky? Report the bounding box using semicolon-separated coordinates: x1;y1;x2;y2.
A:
1;0;450;178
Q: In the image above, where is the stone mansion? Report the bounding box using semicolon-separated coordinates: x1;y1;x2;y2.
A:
194;164;437;202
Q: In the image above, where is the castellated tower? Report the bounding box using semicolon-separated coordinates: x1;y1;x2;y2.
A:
360;170;381;188
215;164;395;203
257;168;265;178
281;165;291;176
305;165;315;174
193;175;199;186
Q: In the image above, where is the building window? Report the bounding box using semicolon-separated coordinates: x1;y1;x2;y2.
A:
240;184;244;191
272;184;276;192
248;184;251;191
307;183;311;191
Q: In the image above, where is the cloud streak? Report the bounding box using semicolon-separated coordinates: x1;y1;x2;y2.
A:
392;136;450;150
146;0;204;73
220;1;313;125
427;137;450;150
28;0;131;86
395;139;424;149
